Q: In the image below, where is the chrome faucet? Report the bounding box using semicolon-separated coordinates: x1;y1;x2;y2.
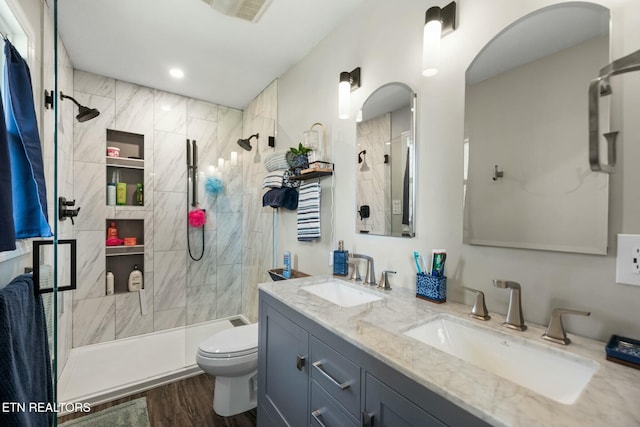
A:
350;253;376;286
493;280;526;331
462;286;491;321
542;308;591;345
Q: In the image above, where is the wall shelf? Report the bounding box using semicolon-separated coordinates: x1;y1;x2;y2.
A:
288;170;333;181
288;163;334;181
106;156;144;169
106;245;145;257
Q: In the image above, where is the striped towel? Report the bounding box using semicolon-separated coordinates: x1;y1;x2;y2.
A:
297;182;321;241
263;150;290;172
262;170;285;188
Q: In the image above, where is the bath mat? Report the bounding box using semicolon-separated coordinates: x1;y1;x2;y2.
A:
59;397;150;427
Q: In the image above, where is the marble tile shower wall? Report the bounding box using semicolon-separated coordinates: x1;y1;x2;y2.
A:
71;70;243;347
356;113;391;235
242;80;278;322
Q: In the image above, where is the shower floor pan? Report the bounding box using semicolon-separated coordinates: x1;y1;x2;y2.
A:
56;316;248;412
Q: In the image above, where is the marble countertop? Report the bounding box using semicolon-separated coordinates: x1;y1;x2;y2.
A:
259;275;640;427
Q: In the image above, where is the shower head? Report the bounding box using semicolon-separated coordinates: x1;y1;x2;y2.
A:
60;92;100;122
237;133;259;151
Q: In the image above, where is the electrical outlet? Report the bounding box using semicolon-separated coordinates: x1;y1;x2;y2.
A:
634;247;640;274
616;235;640;286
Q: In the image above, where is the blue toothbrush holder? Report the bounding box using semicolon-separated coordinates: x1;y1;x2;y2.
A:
416;273;447;304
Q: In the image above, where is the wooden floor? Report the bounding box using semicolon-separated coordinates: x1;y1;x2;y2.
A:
58;374;257;427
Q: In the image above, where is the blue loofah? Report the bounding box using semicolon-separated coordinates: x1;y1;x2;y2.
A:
205;177;224;195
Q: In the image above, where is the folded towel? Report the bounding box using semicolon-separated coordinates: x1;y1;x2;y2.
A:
4;40;52;239
262;170;285;189
263;150;290;172
262;187;299;210
297;182;321;241
0;82;15;252
0;274;53;427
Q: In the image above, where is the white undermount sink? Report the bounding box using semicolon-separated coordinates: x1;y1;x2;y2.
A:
302;280;383;308
404;315;598;405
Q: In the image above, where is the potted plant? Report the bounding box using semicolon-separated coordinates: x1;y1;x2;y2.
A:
287;143;312;172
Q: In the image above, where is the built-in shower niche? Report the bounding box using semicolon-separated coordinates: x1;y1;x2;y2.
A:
105;219;144;294
106;129;144;207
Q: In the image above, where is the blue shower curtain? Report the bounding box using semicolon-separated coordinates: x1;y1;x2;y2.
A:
3;39;52;239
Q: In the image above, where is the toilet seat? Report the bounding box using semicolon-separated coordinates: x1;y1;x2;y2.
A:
198;323;258;358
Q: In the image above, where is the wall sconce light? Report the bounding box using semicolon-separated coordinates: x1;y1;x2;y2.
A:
422;1;457;77
338;67;361;119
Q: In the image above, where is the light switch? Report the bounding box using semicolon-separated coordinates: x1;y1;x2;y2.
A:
615;234;640;286
392;200;402;215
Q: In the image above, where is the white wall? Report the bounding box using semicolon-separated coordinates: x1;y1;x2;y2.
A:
277;0;640;341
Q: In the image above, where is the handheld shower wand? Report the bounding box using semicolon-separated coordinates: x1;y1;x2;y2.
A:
186;139;198;207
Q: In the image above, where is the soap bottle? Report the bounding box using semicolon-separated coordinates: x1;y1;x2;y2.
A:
135;183;144;206
128;265;143;291
107;183;116;206
116;182;127;205
107;222;119;239
283;251;291;279
106;271;114;295
333;240;349;276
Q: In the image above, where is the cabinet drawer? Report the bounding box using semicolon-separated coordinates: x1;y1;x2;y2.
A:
310;336;360;418
311;381;359;427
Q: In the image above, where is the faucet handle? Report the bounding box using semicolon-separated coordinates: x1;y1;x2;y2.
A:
462;286;491;321
377;270;396;290
348;261;362;282
542;308;591;345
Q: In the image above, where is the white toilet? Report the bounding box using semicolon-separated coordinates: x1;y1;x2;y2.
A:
196;322;259;417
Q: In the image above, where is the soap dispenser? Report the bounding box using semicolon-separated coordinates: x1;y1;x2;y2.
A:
128;265;143;292
333;240;349;276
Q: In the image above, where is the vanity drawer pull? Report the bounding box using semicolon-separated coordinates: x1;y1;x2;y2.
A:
312;360;351;390
296;354;306;371
362;410;374;427
311;409;329;427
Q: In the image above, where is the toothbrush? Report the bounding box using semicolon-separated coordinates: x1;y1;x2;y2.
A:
413;251;423;274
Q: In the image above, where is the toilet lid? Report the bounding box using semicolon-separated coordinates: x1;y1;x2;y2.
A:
198;323;258;357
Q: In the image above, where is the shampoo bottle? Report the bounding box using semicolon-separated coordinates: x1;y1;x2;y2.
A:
128;265;143;291
107;222;119;239
333;240;349;276
106;271;114;295
283;251;291;279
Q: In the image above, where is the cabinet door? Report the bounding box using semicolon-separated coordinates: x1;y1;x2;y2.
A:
364;374;447;427
259;303;309;427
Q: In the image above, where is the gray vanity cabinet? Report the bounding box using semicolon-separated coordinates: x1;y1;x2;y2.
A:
258;291;490;427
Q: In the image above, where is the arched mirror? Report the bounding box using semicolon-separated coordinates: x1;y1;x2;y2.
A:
356;83;416;237
463;2;610;254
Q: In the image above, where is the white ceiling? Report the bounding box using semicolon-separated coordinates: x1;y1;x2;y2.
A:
57;0;364;110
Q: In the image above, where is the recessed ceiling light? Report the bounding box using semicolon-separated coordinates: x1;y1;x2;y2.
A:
169;68;184;79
